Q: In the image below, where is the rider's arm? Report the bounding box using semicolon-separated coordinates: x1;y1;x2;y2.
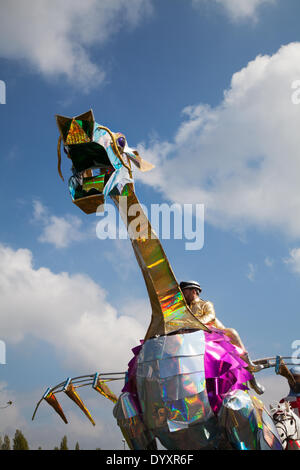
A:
200;301;216;325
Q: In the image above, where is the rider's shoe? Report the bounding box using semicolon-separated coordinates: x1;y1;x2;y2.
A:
241;352;265;394
241;352;264;373
248;377;265;395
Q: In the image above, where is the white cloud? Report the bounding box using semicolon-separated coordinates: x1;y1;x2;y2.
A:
265;257;274;267
0;243;144;372
136;43;300;240
33;200;89;248
284;248;300;274
247;263;256;282
193;0;276;21
0;0;152;87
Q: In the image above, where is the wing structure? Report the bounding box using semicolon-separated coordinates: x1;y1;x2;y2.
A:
32;372;125;425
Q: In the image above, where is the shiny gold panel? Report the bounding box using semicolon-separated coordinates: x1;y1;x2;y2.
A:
73;194;104;214
112;185;209;339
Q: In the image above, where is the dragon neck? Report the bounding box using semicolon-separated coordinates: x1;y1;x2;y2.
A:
111;184;208;340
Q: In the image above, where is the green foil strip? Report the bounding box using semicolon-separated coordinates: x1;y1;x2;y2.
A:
82;174;105;193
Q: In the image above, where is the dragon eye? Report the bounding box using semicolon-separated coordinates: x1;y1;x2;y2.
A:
117;136;126;149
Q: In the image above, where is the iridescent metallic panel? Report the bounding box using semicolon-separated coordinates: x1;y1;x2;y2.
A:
218;390;260;450
261;410;282;450
136;360;160;379
222;389;254;415
159;372;206;401
137;372;212;429
65;119;90;145
56;111;94;145
139;384;213;433
82;174;105;193
114;392;138;421
158;355;205;379
166;392;212;429
138;330;206;362
167;420;188;432
119;392;140;420
251;395;264;429
134;332;234;449
113;393;156;450
136;376;165;426
155;415;221;450
137;355;205;379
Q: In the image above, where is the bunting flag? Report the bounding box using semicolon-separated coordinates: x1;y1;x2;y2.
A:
64;383;96;426
44;390;68;424
93;374;118;404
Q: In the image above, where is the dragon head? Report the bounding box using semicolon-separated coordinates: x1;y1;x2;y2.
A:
56;110;154;214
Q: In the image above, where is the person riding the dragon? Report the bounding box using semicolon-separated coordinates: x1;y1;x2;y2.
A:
180;280;265;395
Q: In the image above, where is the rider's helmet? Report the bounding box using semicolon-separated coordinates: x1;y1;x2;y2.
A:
179;281;202;294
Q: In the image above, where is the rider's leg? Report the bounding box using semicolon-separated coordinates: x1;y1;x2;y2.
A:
221;327;265;395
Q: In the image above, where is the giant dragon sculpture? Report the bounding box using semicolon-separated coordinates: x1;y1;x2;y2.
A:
32;110;299;450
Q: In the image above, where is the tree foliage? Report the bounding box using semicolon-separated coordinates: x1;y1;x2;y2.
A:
2;435;11;450
60;435;68;450
13;429;29;450
0;430;98;449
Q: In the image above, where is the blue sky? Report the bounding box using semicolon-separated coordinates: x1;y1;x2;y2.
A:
0;0;300;450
